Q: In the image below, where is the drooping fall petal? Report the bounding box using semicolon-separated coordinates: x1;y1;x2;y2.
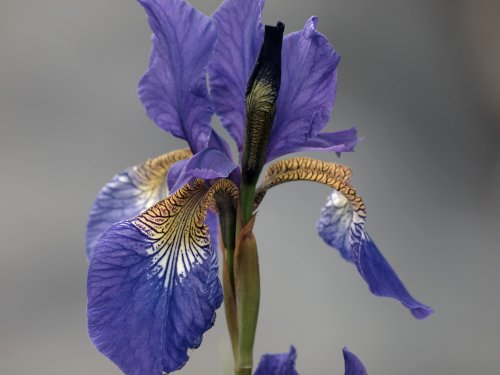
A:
258;157;433;319
138;0;216;152
86;149;191;259
87;179;238;374
318;190;433;319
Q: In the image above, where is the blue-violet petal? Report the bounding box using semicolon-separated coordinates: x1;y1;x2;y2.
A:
343;347;368;375
170;147;238;193
87;181;225;374
138;0;216;152
318;190;433;319
254;346;299;375
267;17;356;161
86;150;191;259
209;0;264;152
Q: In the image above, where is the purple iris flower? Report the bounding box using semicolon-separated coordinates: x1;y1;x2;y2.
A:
254;346;367;375
85;0;432;374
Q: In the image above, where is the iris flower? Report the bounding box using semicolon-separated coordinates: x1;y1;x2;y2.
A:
86;0;433;374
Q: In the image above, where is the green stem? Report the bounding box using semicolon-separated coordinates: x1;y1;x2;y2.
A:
221;181;260;374
239;182;256;225
236;367;252;375
234;221;260;375
217;197;239;364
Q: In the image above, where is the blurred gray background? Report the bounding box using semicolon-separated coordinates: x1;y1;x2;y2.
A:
1;0;499;374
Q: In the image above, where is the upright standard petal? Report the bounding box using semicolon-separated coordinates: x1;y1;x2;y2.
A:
86;149;191;259
138;0;216;153
87;179;238;374
258;157;433;319
209;0;265;151
343;348;368;375
254;346;299;375
266;17;356;161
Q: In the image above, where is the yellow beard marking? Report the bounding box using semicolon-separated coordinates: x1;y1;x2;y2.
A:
265;156;353;183
128;148;192;206
131;179;238;287
256;157;366;219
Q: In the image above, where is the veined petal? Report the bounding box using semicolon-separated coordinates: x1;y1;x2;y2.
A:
86;149;192;259
343;348;368;375
266;17;347;162
254;346;299;375
318;191;433;319
316;190;355;262
258;157;433;319
87;179;238;374
138;0;216;152
209;0;265;151
170;147;238;193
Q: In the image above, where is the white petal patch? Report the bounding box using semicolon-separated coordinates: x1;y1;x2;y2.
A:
133;179;238;289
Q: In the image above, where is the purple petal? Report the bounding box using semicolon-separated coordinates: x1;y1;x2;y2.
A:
266;17;342;162
206;210;221;254
355;233;434;319
208;128;234;160
87;185;223;374
300;127;360;155
168;130;240;193
170;147;238;193
86;150;191;259
343;348;368;375
254;346;299;375
209;0;264;152
167;158;189;192
167;129;234;192
317;191;434;319
138;0;216;152
317;190;355;262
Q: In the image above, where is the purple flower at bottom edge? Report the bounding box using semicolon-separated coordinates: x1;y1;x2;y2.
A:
253;346;367;375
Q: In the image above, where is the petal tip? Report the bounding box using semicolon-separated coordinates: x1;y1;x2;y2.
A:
411;305;434;320
304;16;319;38
343;347;368;375
360;233;434;320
